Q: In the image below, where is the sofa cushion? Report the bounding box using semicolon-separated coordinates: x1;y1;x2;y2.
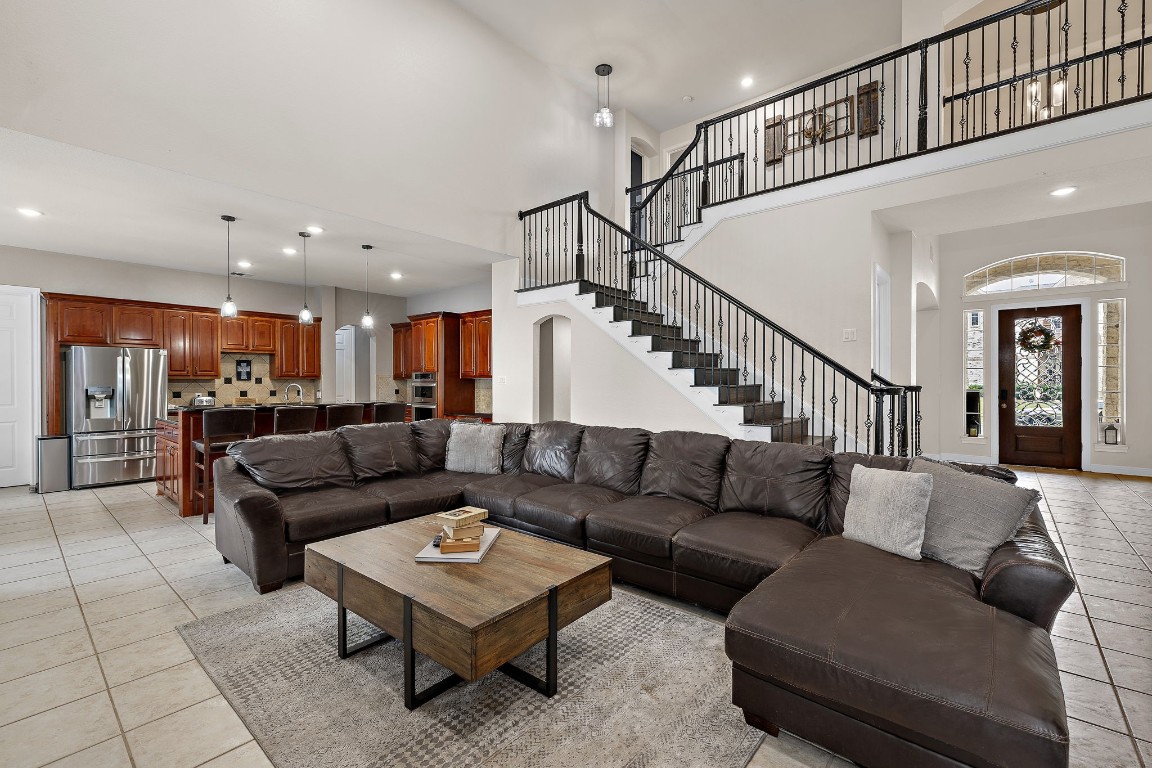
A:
521;421;585;481
719;440;831;528
640;430;730;509
825;454;910;535
586;495;713;560
420;470;493;490
499;423;532;474
336;423;418;482
909;457;1040;578
726;536;1067;768
462;473;566;517
513;483;626;545
358;476;463;521
673;512;819;591
279;487;388;542
227;432;356;491
842;465;933;561
445;422;506;474
411;419;452;473
574;426;650;495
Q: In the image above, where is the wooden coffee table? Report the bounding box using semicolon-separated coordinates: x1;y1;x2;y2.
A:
304;517;612;710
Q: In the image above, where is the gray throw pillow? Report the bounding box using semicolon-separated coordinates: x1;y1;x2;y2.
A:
445;422;507;474
842;465;934;560
908;457;1040;578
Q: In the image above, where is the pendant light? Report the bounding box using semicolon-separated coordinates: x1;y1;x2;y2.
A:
360;244;375;329
593;64;614;128
219;215;238;318
297;231;314;325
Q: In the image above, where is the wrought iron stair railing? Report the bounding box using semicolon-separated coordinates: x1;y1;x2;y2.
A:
631;0;1152;248
518;193;922;457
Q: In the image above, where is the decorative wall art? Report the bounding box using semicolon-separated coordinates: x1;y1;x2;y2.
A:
857;81;880;138
763;96;855;165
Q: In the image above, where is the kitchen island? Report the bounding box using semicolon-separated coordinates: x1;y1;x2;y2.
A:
155;402;406;517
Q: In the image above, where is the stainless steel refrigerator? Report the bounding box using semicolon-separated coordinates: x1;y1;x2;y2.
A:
65;346;168;488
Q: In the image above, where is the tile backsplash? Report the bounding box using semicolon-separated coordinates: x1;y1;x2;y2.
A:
373;375;492;415
168;353;318;406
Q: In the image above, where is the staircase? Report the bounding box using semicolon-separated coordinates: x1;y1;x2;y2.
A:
517;193;917;455
581;280;832;448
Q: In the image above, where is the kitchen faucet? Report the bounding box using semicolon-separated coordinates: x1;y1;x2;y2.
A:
284;383;304;404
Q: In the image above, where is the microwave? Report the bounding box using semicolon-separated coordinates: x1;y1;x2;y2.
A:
411;383;436;404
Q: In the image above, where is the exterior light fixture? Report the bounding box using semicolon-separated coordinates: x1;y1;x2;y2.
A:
219;215;238;318
593;64;614;128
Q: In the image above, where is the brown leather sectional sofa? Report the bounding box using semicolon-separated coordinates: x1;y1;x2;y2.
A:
213;419;1075;768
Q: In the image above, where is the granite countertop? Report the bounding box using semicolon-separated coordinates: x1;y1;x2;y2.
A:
447;412;494;418
168;401;407;412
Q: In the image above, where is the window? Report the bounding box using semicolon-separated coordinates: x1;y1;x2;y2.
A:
1097;299;1125;443
964;252;1124;295
964;310;984;437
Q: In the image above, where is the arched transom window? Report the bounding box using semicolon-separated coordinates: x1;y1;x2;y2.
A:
964;252;1124;295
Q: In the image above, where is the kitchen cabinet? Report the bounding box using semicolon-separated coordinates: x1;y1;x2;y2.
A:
155;420;180;503
220;317;249;351
249;317;276;353
275;320;300;377
408;317;438;373
391;323;411;379
163;310;193;378
190;313;221;378
300;322;322;378
55;300;112;344
112;306;161;345
460;310;492;379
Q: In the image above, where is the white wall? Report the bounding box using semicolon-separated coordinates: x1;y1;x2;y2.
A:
406;280;491;316
491;259;723;434
934;205;1151;474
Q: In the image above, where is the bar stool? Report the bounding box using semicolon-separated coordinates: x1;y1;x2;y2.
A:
274;406;318;435
372;402;407;423
325;404;365;430
192;408;256;525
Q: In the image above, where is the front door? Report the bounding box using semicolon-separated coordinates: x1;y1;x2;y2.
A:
998;305;1081;469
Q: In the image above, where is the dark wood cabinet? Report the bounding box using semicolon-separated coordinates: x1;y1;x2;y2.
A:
460;310;492;379
408;318;438;374
190;313;221;378
275;320;300;378
300;322;322;378
155;419;181;503
163;310;193;378
112;306;161;345
220;317;249;351
55;300;112;344
391;323;411;379
249;317;276;353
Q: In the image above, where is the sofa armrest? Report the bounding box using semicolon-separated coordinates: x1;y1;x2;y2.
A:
213;457;287;591
980;509;1074;631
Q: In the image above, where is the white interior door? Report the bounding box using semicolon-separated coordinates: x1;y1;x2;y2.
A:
333;326;351;403
0;286;36;487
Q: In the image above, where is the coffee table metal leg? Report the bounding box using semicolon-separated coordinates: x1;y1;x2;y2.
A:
403;594;463;710
336;563;392;659
498;584;558;697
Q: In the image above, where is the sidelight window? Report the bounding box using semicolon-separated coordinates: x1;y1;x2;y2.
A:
1097;299;1125;444
963;310;984;437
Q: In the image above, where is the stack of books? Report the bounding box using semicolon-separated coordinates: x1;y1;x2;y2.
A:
435;506;489;553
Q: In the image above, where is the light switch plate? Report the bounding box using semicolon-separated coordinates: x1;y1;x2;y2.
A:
842;329;857;342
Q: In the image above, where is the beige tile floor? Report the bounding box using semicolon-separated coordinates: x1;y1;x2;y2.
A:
0;469;1147;767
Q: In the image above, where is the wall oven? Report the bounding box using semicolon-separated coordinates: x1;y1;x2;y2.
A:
411;405;438;421
411;372;437;405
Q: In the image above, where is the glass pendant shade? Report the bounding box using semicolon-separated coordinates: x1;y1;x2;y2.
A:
220;297;238;318
299;305;314;325
593;107;614;128
593;64;614;129
360;312;374;329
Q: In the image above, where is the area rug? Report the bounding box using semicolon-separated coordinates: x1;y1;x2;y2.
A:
177;586;763;768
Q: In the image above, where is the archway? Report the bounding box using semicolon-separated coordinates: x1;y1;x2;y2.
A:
534;315;572;422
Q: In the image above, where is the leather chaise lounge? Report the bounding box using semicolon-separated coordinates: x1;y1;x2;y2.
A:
213;419;1075;768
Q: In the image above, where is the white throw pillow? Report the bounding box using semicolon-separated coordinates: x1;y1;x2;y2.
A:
842;465;934;560
444;422;507;474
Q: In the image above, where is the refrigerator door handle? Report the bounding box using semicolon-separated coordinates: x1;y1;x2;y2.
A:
115;354;125;428
75;451;156;464
72;430;156;441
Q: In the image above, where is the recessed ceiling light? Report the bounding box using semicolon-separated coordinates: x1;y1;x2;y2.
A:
282;247;297;255
1049;186;1077;196
390;271;403;280
306;225;324;234
237;260;252;269
17;208;43;217
682;95;694;102
740;76;754;88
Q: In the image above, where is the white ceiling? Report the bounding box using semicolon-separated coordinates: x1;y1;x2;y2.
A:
451;0;904;131
0;128;504;297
